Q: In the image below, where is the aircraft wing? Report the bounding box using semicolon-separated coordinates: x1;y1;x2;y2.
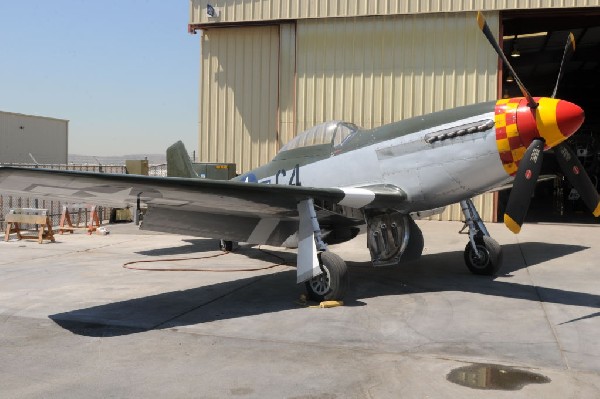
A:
0;167;405;245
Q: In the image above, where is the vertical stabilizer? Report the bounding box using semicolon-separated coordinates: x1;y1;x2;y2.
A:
166;141;198;178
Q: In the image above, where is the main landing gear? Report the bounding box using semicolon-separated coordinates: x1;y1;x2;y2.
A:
460;199;503;275
298;199;349;302
305;251;349;302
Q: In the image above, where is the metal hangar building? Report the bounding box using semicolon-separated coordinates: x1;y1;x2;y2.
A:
0;111;68;165
188;1;600;223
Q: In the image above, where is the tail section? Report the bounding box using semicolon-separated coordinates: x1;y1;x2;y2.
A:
166;141;198;178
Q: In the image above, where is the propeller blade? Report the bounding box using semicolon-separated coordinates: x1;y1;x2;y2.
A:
504;139;545;233
554;143;600;217
477;12;538;109
551;33;576;98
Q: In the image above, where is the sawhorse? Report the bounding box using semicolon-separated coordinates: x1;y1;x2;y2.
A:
58;204;101;235
4;208;55;244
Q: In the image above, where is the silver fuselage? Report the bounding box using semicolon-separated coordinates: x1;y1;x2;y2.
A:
238;104;511;212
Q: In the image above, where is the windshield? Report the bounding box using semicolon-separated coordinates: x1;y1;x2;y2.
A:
279;121;359;152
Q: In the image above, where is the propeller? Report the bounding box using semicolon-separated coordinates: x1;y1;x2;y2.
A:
477;12;599;233
477;12;537;109
503;139;545;234
551;33;575;99
554;143;600;217
549;34;599;218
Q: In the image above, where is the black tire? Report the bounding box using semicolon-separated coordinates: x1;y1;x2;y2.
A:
464;235;503;275
304;251;348;302
219;240;233;252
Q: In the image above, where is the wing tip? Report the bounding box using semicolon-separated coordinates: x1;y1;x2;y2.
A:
504;214;522;234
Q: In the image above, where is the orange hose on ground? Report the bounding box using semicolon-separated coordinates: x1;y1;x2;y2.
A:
122;246;288;272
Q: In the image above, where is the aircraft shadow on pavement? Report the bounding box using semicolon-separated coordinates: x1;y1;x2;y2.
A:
349;241;598;320
498;241;590;274
49;241;598;337
135;241;297;264
50;270;307;338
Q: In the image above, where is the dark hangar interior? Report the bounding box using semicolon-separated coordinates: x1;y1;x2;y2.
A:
500;8;600;223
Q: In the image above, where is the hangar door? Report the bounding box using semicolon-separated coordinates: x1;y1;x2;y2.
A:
200;26;280;173
295;13;499;221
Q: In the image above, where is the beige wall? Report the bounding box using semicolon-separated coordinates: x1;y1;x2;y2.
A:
200;25;280;172
190;0;600;26
278;23;297;148
295;13;497;130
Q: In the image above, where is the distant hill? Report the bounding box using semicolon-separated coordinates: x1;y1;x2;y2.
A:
68;153;167;165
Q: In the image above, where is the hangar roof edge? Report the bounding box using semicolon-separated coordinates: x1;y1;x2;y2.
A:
189;1;600;31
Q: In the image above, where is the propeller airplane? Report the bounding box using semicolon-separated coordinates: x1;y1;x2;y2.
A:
0;13;598;302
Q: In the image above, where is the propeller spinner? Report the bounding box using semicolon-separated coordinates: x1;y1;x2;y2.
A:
477;12;599;233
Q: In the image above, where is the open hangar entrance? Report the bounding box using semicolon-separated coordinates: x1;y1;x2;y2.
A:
498;8;600;224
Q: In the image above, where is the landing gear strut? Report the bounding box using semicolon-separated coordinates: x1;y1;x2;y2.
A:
298;199;348;301
460;199;503;275
219;239;233;252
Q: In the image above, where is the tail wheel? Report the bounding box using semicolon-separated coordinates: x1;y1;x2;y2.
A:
305;251;348;302
219;240;233;252
464;235;503;276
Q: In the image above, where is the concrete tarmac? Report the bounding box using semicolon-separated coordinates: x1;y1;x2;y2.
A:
1;220;599;398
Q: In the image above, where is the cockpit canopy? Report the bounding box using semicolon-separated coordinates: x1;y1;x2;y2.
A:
279;121;359;153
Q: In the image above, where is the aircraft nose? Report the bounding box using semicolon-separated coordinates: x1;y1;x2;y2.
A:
515;97;585;149
556;100;585;139
535;98;585;148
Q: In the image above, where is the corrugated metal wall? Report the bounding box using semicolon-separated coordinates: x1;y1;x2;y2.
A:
0;111;68;164
296;13;497;129
190;0;600;25
278;23;297;148
295;13;498;221
200;25;280;172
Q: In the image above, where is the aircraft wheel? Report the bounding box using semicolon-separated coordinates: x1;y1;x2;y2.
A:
464;235;502;276
305;251;348;302
219;240;233;252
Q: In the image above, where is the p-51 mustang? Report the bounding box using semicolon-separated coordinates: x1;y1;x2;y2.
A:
0;13;598;301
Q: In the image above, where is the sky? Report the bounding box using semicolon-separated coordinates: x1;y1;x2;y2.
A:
0;1;199;156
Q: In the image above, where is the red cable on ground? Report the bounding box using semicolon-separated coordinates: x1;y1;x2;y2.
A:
122;247;288;272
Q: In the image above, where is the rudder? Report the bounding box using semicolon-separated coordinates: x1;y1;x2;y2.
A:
166;141;198;178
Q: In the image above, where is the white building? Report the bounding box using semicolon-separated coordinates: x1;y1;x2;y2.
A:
0;111;68;164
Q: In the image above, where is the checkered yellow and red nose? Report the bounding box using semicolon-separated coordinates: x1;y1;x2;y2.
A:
494;97;584;176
